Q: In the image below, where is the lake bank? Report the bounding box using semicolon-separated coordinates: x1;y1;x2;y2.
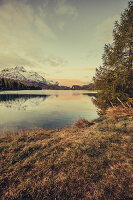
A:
0;115;132;199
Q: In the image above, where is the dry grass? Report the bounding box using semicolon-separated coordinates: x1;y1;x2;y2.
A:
0;116;133;199
106;98;133;119
106;106;133;119
73;118;93;128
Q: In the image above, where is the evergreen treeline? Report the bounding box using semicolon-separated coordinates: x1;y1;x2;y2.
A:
0;78;42;90
93;1;133;113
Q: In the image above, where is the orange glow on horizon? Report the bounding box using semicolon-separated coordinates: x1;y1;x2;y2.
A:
47;78;85;87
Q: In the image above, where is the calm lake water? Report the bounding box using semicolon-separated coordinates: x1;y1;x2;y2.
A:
0;90;98;134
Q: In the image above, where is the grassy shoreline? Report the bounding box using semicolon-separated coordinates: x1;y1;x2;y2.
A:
0;115;132;199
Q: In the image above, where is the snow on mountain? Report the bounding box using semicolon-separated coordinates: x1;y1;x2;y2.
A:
47;80;60;86
0;66;47;84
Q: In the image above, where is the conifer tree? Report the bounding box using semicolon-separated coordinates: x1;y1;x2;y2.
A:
93;1;133;113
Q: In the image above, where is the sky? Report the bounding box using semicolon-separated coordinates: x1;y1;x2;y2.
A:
0;0;129;86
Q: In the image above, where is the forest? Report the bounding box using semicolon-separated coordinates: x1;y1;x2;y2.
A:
0;78;41;91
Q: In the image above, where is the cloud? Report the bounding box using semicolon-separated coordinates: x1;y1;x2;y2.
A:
96;16;119;32
0;0;55;39
0;0;58;71
55;0;78;18
42;55;67;67
54;67;95;72
57;21;65;30
34;16;55;38
96;15;120;43
70;67;95;71
0;52;36;68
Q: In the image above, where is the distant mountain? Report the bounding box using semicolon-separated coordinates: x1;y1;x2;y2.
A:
72;83;94;90
0;66;94;90
0;66;47;84
0;66;71;90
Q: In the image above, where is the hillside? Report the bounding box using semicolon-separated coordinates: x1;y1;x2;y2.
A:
0;78;42;91
0;115;132;199
0;67;46;84
72;83;94;90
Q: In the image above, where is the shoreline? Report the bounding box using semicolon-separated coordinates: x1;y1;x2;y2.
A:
0;115;132;199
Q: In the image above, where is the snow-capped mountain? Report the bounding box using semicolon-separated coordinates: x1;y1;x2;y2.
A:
0;66;47;84
47;80;60;86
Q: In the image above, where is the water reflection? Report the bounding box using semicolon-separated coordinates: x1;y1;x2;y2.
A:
0;90;98;133
0;94;49;110
0;93;49;102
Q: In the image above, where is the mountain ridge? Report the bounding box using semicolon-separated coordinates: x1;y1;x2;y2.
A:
0;66;94;90
0;66;47;84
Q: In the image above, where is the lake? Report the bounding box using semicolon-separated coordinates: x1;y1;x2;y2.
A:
0;90;98;134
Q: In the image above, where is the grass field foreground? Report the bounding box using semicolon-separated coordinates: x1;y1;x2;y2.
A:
0;115;133;199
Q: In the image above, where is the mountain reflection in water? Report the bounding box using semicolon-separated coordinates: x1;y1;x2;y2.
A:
0;94;49;111
0;90;98;133
0;93;49;102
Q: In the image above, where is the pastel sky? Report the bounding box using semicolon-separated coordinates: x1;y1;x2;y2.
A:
0;0;129;86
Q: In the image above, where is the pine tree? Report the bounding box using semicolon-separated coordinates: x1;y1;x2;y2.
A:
93;1;133;113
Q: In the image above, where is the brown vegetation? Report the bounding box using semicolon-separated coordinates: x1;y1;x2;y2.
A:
0;116;132;199
106;98;133;119
106;106;133;119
